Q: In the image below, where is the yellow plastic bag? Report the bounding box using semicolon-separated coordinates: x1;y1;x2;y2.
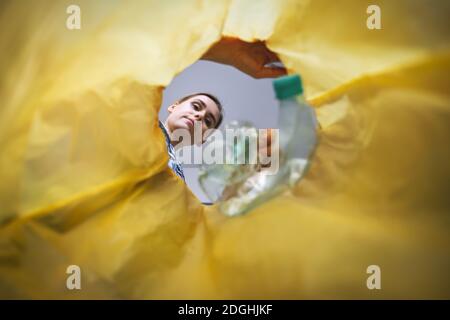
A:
0;0;449;298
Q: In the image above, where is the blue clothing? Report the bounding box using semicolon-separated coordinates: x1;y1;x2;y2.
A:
159;121;185;181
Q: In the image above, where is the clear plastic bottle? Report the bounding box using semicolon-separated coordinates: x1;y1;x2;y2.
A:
274;74;317;187
198;121;259;203
199;74;317;216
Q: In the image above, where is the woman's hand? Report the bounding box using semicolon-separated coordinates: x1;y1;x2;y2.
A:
258;128;275;168
201;37;287;79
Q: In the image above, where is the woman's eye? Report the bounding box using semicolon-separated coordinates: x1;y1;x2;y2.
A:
193;102;200;110
205;119;211;127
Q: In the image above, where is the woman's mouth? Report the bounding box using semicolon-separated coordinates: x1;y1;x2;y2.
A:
183;117;194;128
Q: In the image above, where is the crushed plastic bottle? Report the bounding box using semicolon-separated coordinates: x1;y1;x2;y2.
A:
198;74;318;216
198;120;259;203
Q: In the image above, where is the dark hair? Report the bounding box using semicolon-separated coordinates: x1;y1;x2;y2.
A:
178;92;224;129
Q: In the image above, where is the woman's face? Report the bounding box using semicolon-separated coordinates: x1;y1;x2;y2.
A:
166;94;221;142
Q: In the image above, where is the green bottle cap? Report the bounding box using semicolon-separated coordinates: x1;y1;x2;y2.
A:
273;74;303;99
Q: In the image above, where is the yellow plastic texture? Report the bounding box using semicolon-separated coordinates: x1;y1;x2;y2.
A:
0;0;449;298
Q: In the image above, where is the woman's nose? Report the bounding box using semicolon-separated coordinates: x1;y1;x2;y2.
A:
194;110;205;120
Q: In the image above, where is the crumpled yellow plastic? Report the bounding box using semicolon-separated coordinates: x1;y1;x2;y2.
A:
0;0;449;299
